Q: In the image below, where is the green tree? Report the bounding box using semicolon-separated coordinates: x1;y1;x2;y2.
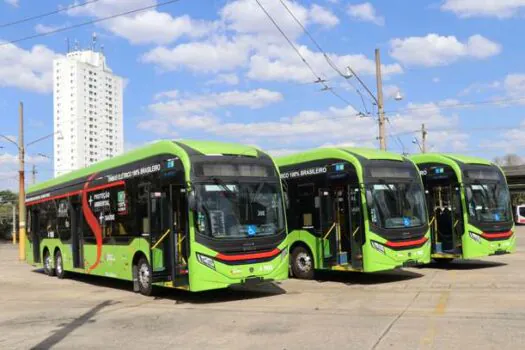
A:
0;190;18;240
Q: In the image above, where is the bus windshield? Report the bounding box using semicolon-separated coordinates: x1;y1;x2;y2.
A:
194;180;285;239
466;183;511;223
366;182;427;229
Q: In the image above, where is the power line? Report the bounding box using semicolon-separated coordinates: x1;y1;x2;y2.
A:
0;0;100;28
277;0;371;113
0;0;181;47
254;0;359;111
385;96;525;115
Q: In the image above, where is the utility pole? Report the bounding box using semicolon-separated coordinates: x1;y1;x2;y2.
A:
32;164;37;185
421;123;427;153
18;102;26;261
375;48;386;151
12;204;16;245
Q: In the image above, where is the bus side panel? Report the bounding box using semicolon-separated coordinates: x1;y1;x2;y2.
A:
287;229;323;269
462;224;515;259
80;238;150;280
362;230;431;273
35;237;151;281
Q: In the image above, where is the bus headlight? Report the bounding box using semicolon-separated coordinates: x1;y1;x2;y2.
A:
469;232;482;243
371;241;386;255
280;247;288;260
196;253;216;270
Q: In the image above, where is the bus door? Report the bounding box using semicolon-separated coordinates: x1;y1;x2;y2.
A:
431;185;459;253
71;198;84;268
348;185;364;269
29;208;41;263
452;185;464;252
170;184;189;286
319;188;336;266
149;187;175;283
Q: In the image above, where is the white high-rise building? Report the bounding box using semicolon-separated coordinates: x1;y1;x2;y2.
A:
53;48;124;177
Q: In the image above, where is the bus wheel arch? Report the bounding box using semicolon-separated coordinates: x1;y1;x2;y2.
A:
290;242;315;280
43;247;55;277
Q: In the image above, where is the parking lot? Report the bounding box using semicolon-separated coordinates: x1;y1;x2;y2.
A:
1;229;524;350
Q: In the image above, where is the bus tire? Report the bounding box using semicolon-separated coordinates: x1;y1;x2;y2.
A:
55;250;67;279
137;257;153;296
43;249;55;277
291;246;314;280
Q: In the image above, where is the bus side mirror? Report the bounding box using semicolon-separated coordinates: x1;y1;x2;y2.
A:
366;190;373;205
187;191;197;211
466;187;473;201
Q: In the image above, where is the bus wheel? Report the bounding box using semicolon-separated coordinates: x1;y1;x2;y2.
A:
43;250;55;277
137;257;153;296
291;246;314;280
55;250;67;279
433;258;454;265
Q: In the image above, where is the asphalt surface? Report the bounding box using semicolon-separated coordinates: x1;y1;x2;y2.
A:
1;228;525;350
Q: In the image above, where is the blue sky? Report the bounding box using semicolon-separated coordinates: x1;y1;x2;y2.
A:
1;0;525;189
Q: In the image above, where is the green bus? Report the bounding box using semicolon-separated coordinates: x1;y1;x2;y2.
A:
25;140;289;295
276;148;431;279
410;154;515;262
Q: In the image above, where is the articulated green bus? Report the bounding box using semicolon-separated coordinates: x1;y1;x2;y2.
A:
276;148;431;278
25;140;288;294
410;154;515;262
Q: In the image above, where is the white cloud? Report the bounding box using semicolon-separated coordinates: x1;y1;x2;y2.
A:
142;36;252;72
67;1;211;45
221;0;309;40
248;44;402;83
0;42;61;93
389;101;468;153
151;88;283;114
309;4;339;28
34;23;66;34
441;0;525;18
206;73;240;86
141;89;284;135
4;0;18;6
347;2;384;26
390;34;501;67
433;77;441;83
104;12;213;45
504;74;525;97
460;80;501;96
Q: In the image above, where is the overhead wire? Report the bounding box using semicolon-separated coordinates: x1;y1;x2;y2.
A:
277;0;373;114
0;0;100;28
254;0;360;112
0;0;181;47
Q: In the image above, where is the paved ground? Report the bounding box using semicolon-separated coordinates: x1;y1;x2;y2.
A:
1;229;525;350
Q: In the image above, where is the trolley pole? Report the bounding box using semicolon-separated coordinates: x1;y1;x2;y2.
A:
18;102;26;261
375;48;386;151
421;123;427;153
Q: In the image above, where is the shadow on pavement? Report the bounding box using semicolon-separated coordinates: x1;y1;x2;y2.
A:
312;269;423;285
30;300;116;350
31;269;286;304
416;259;507;270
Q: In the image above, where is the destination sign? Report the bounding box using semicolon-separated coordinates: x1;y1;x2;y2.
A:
281;166;327;179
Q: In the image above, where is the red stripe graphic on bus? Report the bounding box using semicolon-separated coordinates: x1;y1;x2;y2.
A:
82;173;103;273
